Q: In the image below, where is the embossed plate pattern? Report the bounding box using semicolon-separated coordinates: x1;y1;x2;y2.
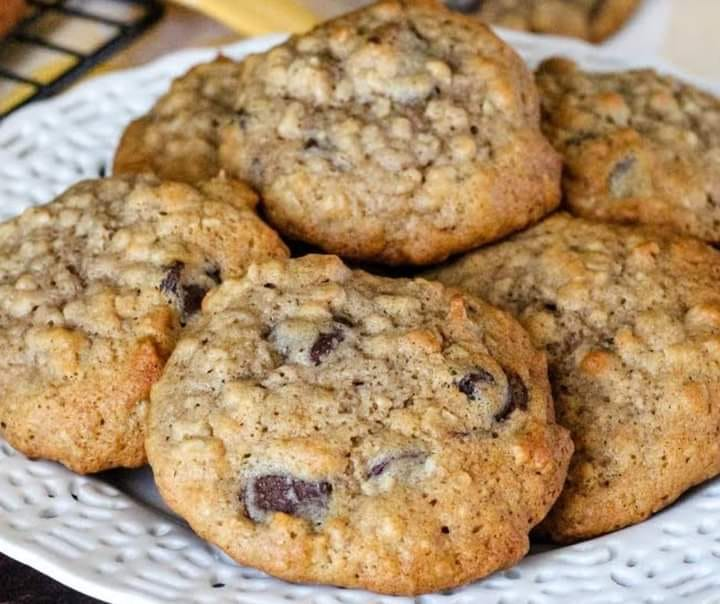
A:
1;32;720;604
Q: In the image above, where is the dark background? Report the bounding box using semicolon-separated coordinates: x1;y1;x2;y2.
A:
0;554;101;603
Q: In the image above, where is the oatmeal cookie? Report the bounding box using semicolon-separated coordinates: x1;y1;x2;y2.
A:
537;58;720;242
429;213;720;541
146;254;572;594
114;58;241;184
0;176;288;473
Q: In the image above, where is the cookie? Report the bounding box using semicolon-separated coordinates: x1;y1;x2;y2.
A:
146;254;572;595
428;213;720;542
114;58;241;184
115;0;562;266
449;0;640;43
0;0;26;38
537;58;720;242
0;176;288;474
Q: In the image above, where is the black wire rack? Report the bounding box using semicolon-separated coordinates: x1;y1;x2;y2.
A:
0;0;164;119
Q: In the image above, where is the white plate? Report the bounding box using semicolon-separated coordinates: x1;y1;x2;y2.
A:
1;31;720;604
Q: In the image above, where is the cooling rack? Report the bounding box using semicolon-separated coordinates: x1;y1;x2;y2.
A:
0;0;162;119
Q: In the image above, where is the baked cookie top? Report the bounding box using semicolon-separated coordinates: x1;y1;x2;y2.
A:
146;254;572;595
0;176;288;474
429;213;720;542
116;0;561;265
451;0;639;43
114;57;241;184
537;58;720;242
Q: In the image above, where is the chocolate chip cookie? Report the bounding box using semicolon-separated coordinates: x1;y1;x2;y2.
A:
429;213;720;542
537;58;720;242
0;176;288;474
449;0;640;43
115;0;562;265
146;254;572;594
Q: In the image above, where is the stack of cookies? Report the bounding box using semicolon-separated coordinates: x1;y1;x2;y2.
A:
2;0;719;596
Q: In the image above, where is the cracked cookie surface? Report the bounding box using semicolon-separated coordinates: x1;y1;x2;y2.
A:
429;213;720;542
146;254;572;595
115;0;561;265
537;58;720;242
451;0;639;42
0;176;288;473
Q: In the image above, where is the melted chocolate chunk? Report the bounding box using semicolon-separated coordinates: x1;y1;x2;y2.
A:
367;451;426;478
182;284;208;316
495;370;529;422
309;329;344;365
457;369;495;400
245;474;332;522
160;261;209;319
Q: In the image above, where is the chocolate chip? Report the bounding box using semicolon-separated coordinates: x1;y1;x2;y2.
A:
445;0;483;13
182;284;208;316
367;452;425;478
608;156;636;196
495;370;529;422
457;369;495;400
244;474;332;522
160;261;208;319
304;138;319;150
309;329;344;365
160;261;183;297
